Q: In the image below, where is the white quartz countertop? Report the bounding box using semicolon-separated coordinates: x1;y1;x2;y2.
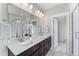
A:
7;34;51;56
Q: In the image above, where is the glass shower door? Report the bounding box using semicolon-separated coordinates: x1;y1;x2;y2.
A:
53;18;58;48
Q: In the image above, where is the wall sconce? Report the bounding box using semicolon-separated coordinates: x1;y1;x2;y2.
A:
23;3;44;17
23;3;33;10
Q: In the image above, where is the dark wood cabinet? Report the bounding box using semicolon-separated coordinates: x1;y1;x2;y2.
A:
31;50;39;56
8;36;51;56
17;43;39;56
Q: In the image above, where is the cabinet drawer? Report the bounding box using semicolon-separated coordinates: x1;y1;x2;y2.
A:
43;48;49;56
39;37;49;46
32;43;39;52
40;48;49;56
31;51;39;56
44;42;49;49
18;47;33;56
48;39;51;48
38;46;45;55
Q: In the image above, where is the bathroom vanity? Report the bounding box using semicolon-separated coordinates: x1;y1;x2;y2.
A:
7;4;51;56
8;34;51;56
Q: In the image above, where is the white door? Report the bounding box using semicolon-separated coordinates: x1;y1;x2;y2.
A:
73;4;79;56
53;18;58;48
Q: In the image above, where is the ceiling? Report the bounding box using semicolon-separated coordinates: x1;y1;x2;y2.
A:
8;4;31;17
37;3;64;11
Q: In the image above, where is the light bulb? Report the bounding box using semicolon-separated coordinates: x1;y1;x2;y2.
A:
39;12;42;15
17;20;21;23
29;5;33;9
40;12;44;17
42;14;44;17
37;10;40;14
24;3;28;6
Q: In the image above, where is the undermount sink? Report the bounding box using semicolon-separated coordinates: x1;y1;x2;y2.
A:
17;38;32;45
20;40;32;45
18;38;25;42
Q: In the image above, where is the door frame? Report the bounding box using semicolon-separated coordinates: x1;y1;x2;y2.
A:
72;4;79;56
51;12;70;53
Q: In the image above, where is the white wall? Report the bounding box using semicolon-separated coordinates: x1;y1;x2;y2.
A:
0;3;9;56
8;4;31;17
66;3;78;55
66;3;79;55
43;4;70;34
0;3;8;20
58;16;66;43
70;3;78;12
41;4;70;49
0;39;8;56
46;4;69;16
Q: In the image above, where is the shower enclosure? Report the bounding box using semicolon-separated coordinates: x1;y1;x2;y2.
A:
53;18;58;48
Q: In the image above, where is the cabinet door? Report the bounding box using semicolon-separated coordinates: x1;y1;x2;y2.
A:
73;4;79;56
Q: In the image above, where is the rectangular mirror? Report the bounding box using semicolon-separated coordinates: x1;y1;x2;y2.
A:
7;3;39;41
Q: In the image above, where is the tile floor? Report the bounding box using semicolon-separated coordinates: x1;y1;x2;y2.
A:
46;42;69;56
